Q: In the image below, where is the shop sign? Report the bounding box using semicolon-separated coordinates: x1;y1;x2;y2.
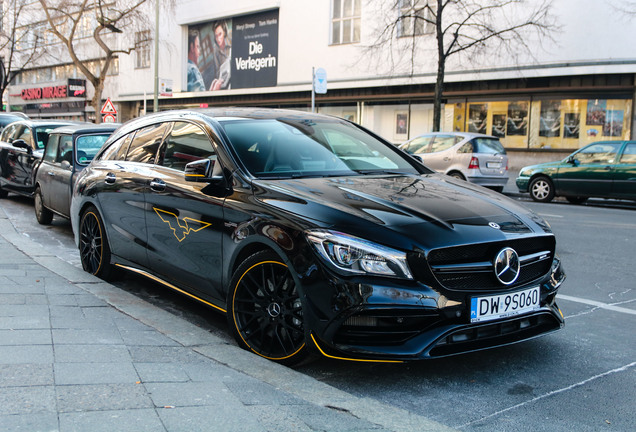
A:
21;85;67;100
68;78;86;97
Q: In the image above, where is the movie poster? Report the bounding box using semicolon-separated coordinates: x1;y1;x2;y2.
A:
185;9;279;92
586;100;606;125
539;100;561;137
491;114;506;137
563;113;580;139
603;110;624;137
506;102;528;136
468;104;487;134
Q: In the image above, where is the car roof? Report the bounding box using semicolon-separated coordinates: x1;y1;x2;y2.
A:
0;112;28;119
5;119;78;128
49;123;121;135
413;131;499;140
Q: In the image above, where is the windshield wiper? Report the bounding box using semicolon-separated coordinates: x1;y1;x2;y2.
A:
352;169;410;176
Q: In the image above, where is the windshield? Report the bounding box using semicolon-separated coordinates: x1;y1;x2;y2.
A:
220;118;421;178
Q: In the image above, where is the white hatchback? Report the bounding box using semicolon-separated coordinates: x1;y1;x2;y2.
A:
400;132;509;192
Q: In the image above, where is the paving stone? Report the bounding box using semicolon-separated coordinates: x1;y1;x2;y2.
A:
158;405;265;432
145;381;238;407
59;409;165;432
129;346;208;364
0;386;56;415
55;362;140;385
0;364;54;387
0;304;50;317
0;315;51;330
134;363;191;383
55;344;133;363
0;412;59;431
120;330;181;347
225;378;307;406
56;384;153;413
52;328;124;345
0;345;53;364
0;329;52;345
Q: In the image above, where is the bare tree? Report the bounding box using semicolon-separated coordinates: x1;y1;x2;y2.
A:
369;0;558;131
38;0;153;122
0;0;44;110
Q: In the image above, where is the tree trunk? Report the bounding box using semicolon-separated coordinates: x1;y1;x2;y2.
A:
432;0;445;132
91;80;105;124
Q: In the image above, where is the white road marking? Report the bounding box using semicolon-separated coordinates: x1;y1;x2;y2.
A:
558;294;636;316
459;361;636;428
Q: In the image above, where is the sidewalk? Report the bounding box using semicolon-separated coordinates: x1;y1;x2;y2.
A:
0;206;455;432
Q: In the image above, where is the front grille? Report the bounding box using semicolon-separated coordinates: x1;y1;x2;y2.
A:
410;236;555;291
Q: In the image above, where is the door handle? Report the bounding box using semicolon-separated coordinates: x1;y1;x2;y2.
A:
47;171;55;176
604;165;613;170
104;172;116;184
149;179;166;192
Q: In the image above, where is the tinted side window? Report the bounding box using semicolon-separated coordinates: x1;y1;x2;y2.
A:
403;136;430;154
99;135;128;161
619;143;636;164
58;135;74;163
429;136;457;153
158;122;215;171
126;123;169;163
576;143;620;164
44;135;59;162
17;126;33;146
1;124;18;142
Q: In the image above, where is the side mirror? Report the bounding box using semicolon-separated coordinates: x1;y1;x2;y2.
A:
184;159;223;183
61;160;72;170
12;139;32;153
413;154;423;163
566;155;578;166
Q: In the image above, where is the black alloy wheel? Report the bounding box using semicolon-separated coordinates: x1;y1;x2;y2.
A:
228;250;307;365
34;187;53;225
529;176;555;203
79;206;114;280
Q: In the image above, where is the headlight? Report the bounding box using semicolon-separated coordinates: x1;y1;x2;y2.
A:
306;230;413;279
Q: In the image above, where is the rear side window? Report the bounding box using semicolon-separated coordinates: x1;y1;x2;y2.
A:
158;122;215;171
472;138;505;154
402;136;430;154
126;123;170;164
58;135;74;163
429;135;458;153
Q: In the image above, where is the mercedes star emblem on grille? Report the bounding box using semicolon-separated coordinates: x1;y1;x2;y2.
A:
489;222;501;229
494;247;520;285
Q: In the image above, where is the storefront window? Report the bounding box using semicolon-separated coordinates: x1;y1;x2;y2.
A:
446;97;632;150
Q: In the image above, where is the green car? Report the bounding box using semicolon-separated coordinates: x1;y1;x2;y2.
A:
516;141;636;203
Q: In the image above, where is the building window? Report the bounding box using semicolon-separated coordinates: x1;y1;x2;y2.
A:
398;0;435;37
135;30;151;69
331;0;361;45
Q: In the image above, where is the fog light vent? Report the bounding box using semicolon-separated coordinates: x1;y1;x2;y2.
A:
344;316;379;327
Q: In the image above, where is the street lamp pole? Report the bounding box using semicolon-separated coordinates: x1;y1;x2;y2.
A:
153;0;159;113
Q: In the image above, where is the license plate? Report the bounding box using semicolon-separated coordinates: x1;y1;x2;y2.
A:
470;286;540;323
486;161;502;168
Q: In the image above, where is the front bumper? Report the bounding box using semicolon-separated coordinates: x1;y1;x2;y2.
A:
303;256;565;362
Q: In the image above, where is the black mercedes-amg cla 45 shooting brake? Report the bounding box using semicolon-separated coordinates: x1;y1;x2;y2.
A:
71;109;565;365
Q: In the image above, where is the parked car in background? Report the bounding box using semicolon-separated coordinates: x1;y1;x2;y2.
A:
516;140;636;203
34;123;119;224
0;112;29;133
0;119;76;198
70;108;565;365
399;132;509;192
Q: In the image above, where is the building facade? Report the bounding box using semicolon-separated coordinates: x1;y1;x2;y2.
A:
5;0;636;161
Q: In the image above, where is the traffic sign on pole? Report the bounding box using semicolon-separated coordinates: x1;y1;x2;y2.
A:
100;98;117;115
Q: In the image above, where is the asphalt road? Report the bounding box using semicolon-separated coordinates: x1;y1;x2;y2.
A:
1;194;635;431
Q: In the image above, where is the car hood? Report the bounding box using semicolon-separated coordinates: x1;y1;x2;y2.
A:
254;173;551;250
519;160;564;173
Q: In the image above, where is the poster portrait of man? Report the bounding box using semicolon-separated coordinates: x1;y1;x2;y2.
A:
506;102;528;136
468;104;488;134
539;100;562;138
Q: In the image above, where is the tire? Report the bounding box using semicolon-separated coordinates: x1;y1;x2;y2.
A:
448;171;465;180
227;250;307;365
34;187;53;225
78;206;115;280
565;196;588;204
489;186;504;193
529;176;555;203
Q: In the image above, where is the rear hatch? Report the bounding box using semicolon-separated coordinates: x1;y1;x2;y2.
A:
472;137;508;177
